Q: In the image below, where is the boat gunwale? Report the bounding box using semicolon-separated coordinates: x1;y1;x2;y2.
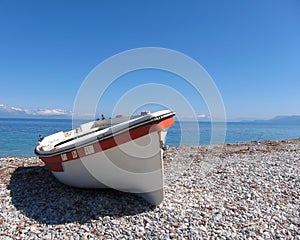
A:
35;111;175;158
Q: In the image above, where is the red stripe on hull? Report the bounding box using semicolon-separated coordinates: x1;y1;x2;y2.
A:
158;117;174;129
40;117;174;172
41;154;64;172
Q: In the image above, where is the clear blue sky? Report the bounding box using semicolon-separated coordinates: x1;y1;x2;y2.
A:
0;0;299;119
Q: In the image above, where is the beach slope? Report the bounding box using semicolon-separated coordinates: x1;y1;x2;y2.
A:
0;139;299;239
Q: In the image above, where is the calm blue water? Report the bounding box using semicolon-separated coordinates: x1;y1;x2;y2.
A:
0;118;299;157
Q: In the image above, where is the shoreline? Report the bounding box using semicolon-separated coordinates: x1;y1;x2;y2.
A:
1;139;299;238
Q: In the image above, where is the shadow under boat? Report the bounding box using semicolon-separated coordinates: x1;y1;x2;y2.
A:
8;166;155;225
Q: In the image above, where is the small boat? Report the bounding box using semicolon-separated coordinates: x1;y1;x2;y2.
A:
35;110;175;205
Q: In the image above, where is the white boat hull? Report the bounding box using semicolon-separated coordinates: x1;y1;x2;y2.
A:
36;110;175;205
53;131;165;204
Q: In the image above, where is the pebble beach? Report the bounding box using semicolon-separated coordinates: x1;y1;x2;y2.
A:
0;139;299;239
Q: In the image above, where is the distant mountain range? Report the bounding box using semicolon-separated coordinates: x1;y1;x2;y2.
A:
0;104;72;118
252;115;300;124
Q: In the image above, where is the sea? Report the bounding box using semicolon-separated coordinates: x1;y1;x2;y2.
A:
0;118;300;158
